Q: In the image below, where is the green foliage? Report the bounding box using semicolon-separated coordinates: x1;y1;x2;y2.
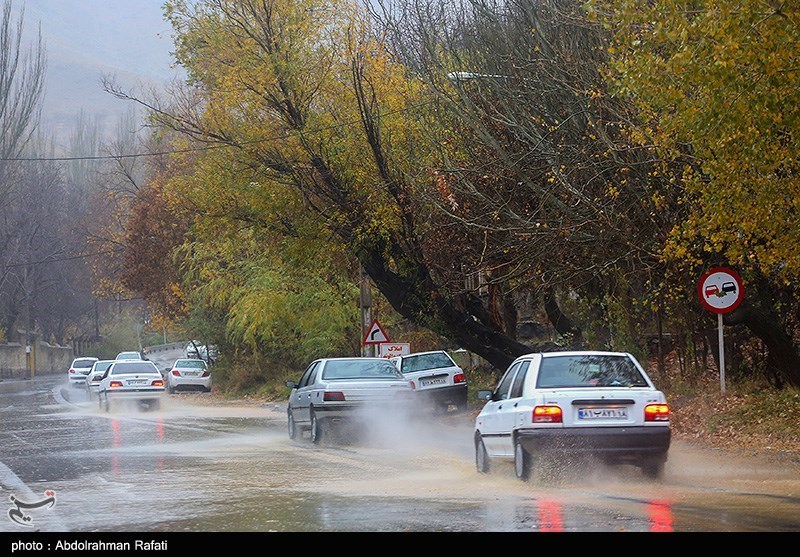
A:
92;309;146;359
594;0;800;280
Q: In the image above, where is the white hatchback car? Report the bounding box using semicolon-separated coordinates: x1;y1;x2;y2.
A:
474;350;670;481
68;357;99;387
390;350;468;413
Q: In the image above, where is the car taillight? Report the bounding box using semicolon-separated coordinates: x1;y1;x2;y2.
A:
323;391;346;401
151;380;164;387
453;373;466;384
201;371;210;377
171;370;181;377
533;405;562;423
109;381;123;388
69;369;75;374
645;404;670;422
409;380;416;390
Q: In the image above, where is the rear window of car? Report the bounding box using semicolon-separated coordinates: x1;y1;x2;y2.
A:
536;355;649;389
398;352;455;373
110;362;160;375
176;360;206;369
322;360;403;380
73;358;97;367
92;361;113;372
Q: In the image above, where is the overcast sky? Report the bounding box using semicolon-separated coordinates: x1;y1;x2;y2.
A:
12;1;180;143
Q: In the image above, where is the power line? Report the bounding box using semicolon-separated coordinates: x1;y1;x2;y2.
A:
2;249;118;268
0;101;434;162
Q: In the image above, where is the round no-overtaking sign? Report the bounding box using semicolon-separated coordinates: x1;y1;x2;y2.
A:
698;267;744;314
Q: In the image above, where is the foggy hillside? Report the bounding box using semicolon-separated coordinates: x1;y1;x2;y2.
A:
14;0;180;144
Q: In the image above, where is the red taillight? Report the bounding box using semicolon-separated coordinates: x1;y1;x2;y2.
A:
201;371;210;377
645;404;670;422
171;370;181;377
151;380;164;387
409;381;416;390
453;373;466;384
533;405;562;423
69;369;75;374
323;391;346;401
109;381;123;388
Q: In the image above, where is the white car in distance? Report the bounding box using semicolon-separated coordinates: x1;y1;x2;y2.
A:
166;358;212;393
98;360;166;412
68;357;98;388
85;359;114;399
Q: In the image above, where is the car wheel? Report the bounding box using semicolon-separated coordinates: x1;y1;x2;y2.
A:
475;435;490;474
514;437;532;481
102;393;110;413
287;410;297;440
98;392;103;410
640;458;665;480
310;410;323;445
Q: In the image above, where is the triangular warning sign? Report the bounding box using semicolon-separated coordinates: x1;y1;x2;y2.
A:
362;319;390;345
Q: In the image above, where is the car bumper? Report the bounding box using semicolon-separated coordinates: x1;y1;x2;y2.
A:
311;400;416;422
104;389;165;401
516;426;671;461
414;383;468;406
69;374;89;385
170;377;211;390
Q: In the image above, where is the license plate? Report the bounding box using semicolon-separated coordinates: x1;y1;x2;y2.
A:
421;378;446;387
186;372;200;377
128;379;148;385
578;407;628;420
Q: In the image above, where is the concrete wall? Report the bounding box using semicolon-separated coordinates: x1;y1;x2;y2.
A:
0;341;73;379
0;343;27;379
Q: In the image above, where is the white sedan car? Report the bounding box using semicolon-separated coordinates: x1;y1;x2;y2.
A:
165;358;211;393
474;350;670;482
84;359;115;399
286;357;415;445
98;360;166;412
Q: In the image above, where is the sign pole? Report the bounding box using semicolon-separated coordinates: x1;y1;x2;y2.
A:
717;313;725;394
698;266;741;394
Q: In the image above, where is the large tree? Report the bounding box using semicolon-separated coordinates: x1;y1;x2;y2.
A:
595;0;800;387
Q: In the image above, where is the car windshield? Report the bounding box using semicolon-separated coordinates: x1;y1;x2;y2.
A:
399;352;454;373
176;360;206;369
93;361;113;372
536;355;649;388
117;352;140;359
73;358;97;367
110;362;159;375
322;360;403;380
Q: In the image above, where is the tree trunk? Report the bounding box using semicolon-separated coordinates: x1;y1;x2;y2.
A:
724;283;800;389
360;246;535;371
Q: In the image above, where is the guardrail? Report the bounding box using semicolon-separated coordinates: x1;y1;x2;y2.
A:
143;342;186;355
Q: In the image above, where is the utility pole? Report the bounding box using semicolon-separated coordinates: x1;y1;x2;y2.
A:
359;265;372;357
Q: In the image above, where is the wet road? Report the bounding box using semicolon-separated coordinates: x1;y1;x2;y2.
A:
1;368;800;533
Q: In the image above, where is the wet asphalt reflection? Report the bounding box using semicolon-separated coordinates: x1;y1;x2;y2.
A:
2;373;800;533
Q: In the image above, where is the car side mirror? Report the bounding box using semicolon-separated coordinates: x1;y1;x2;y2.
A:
477;390;493;401
286;381;297;389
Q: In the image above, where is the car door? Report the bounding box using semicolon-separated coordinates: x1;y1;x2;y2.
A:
480;361;521;456
291;361;319;425
495;359;531;456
